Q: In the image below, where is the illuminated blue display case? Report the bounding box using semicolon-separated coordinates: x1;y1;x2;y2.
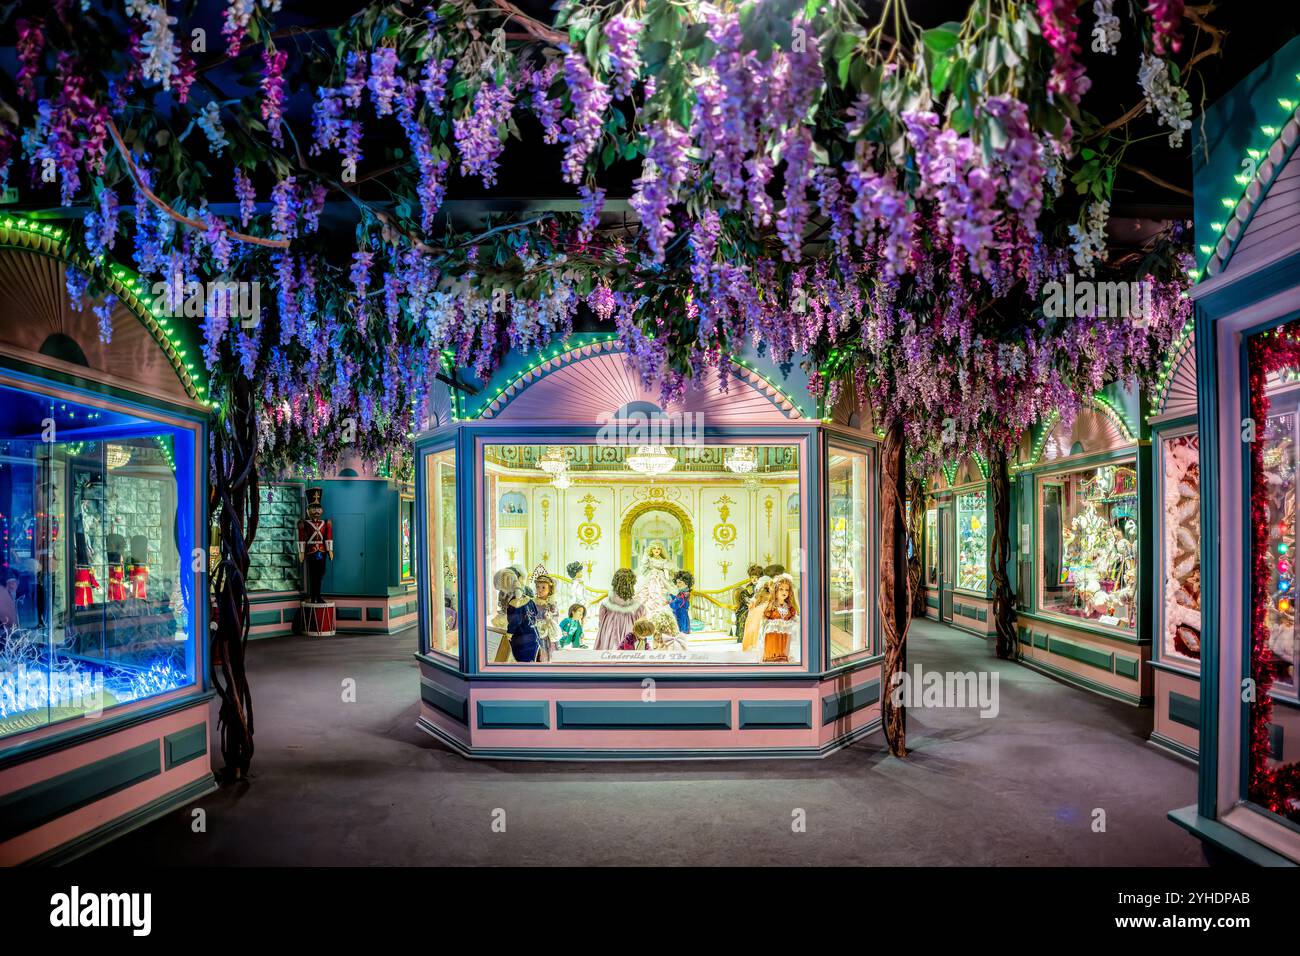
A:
0;223;214;864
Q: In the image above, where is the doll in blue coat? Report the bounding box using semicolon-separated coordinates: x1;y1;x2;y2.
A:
668;570;693;634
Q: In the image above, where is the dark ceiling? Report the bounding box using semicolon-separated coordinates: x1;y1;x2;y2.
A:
3;1;1298;226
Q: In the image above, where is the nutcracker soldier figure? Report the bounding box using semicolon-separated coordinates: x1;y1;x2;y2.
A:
105;532;127;602
73;531;99;609
128;535;150;599
298;487;336;636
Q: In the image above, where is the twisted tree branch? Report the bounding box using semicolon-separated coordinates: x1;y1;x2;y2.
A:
108;116;291;249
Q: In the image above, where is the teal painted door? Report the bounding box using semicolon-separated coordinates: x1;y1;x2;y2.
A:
939;503;955;623
324;513;366;596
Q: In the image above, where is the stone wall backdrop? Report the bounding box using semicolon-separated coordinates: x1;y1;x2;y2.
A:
248;483;303;593
78;458;166;601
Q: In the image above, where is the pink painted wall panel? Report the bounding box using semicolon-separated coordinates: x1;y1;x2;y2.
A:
0;701;212;864
1152;669;1200;754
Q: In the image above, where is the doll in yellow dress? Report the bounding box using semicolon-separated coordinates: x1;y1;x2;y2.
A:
742;576;773;653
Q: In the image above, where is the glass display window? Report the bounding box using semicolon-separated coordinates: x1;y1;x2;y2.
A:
955;490;988;593
1244;331;1300;831
1038;460;1139;632
425;448;458;657
1160;432;1202;667
400;495;415;583
481;442;803;666
925;507;938;586
828;445;871;661
1256;389;1298;698
0;382;199;741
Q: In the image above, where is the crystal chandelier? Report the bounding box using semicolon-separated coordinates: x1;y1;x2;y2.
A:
537;446;568;474
626;445;675;477
551;472;572;490
106;445;133;470
724;446;758;474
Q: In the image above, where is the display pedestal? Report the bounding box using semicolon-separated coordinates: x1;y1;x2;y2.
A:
303;601;336;637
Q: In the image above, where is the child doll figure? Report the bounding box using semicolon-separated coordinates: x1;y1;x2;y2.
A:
668;570;693;635
530;568;559;663
620;617;657;651
558;604;586;649
564;561;591;613
594;567;645;650
760;573;800;663
651;609;688;653
741;576;773;653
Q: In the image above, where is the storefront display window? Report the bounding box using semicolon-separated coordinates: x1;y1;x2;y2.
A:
400;495;415;582
0;384;198;739
1038;461;1139;632
425;449;458;657
828;446;870;660
1257;395;1298;697
956;490;988;592
482;442;803;665
925;508;937;586
1161;433;1201;666
1244;333;1300;829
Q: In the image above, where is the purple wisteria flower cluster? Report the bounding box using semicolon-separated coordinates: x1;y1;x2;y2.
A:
560;52;611;184
605;16;643;100
453;80;515;188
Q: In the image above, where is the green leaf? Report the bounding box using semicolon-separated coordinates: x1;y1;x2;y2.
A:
931;55;953;95
832;32;857;60
950;104;973;134
922;22;961;54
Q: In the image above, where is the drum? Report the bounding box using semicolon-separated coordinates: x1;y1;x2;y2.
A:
303;601;336;637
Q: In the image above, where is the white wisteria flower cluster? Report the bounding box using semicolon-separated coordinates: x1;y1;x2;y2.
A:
124;0;179;90
197;102;229;155
1139;53;1193;147
1068;199;1110;276
1091;0;1122;55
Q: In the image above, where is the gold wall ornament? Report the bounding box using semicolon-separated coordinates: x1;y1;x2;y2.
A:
507;547;517;563
719;560;731;579
764;496;774;535
711;494;737;550
576;492;603;549
540;496;551;528
619;500;694;574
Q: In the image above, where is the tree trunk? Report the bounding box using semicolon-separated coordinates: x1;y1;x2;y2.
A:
989;445;1017;660
907;483;926;618
210;373;260;782
879;420;909;757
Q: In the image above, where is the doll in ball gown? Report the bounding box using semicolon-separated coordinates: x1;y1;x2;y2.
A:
759;574;800;663
742;576;773;653
635;542;677;618
594;567;645;650
530;568;559;663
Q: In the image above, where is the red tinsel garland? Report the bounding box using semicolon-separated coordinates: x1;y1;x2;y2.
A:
1246;330;1300;820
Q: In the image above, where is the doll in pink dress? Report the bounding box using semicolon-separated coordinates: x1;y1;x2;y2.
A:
594;567;645;650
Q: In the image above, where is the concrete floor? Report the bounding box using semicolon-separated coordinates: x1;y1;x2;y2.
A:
84;618;1207;866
